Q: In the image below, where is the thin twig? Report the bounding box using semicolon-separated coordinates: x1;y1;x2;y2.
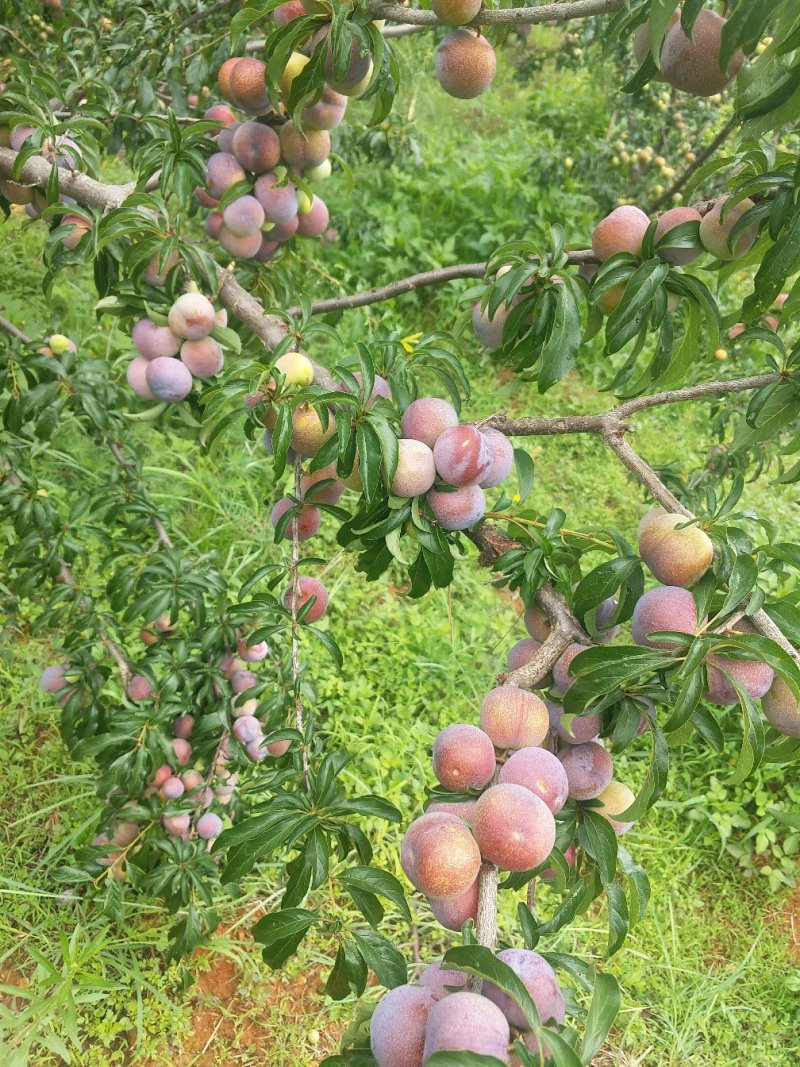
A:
291;455;309;781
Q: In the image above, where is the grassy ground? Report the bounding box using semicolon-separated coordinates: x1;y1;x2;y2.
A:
2;27;799;1067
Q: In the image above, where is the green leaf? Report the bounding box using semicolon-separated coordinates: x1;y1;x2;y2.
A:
580;811;618;886
579;972;622;1061
538;282;581;392
718;553;759;617
351;929;407;989
442;945;541;1029
605;882;630;957
339;867;412;924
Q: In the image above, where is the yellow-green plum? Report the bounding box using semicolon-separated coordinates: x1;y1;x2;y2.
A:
473;783;556;871
705;655;774;706
205;151;247;199
433;425;491;487
145;357;194;402
661;9;744;97
283;576;329;622
479;429;514;488
275;351;314;385
418;961;468;999
699;196;758;261
400;812;481;899
291;403;335;456
592;205;650;261
480;686;549;750
305;158;332;182
432;0;482;25
558;741;613;801
762;676;800;738
222;194;265;237
423;991;510;1064
432;723;496;791
435;30;497;99
427;485;486;530
401;397;459;449
296;195;330;237
654;206;703;265
391;439;437;498
370;984;437;1067
180;338;224;377
484;949;564;1030
270;497;321;541
429;877;479;931
127;355;156;399
498;747;569;815
594;780;635;835
254;173;298;223
168;293;217;340
132;318;181;360
279;120;330;170
638;508;713;587
631;586;700;649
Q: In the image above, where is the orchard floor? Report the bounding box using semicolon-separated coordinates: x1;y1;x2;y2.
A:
3;28;800;1067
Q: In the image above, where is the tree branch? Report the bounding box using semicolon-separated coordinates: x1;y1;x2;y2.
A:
0;148;134;209
179;0;237;30
368;0;623;27
650;117;737;213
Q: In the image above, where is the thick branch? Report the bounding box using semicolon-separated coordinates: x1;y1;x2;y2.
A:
505;625;574;688
368;0;623;27
0;148;134;209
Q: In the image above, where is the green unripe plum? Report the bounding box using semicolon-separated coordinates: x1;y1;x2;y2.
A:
432;0;482;26
660;10;744;97
631;585;701;649
48;334;75;356
254;173;299;223
168;293;217;340
423;991;510;1063
435;30;497;100
180;338;224;378
146;356;194;402
222;195;265;237
428;484;486;530
705;655;774;706
498;747;569;815
370;984;437;1067
433;425;491;487
284;575;329;622
305;158;332;182
480;685;549;750
418;961;468;999
132;318;181;360
231;121;280;174
296;196;329;238
638;508;713;587
473;782;556;871
270;497;322;541
592;205;650;261
429;877;479;931
401;397;459;449
127;355;156;399
296;189;313;214
218;224;263;259
300;464;345;505
762;676;800;738
205;151;247;199
279;120;330;170
594;780;635;835
654;207;703;265
391;439;437;498
558;741;613;801
291;403;335;456
432;723;496;791
478;428;514;489
484;949;564;1030
229;58;273;115
401;812;481;899
275;351;314;385
699;196;758;260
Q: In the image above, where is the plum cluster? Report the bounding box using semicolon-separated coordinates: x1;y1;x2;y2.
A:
371;951;565;1065
631;507;798;732
127;290;228;403
634;8;745;98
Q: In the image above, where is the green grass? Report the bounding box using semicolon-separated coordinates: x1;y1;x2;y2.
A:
1;27;799;1067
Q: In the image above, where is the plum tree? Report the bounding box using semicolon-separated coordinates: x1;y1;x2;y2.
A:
480;686;549;750
638;508;714;587
473;783;556;871
435;30;497;99
558;741;614;801
432;723;496;791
